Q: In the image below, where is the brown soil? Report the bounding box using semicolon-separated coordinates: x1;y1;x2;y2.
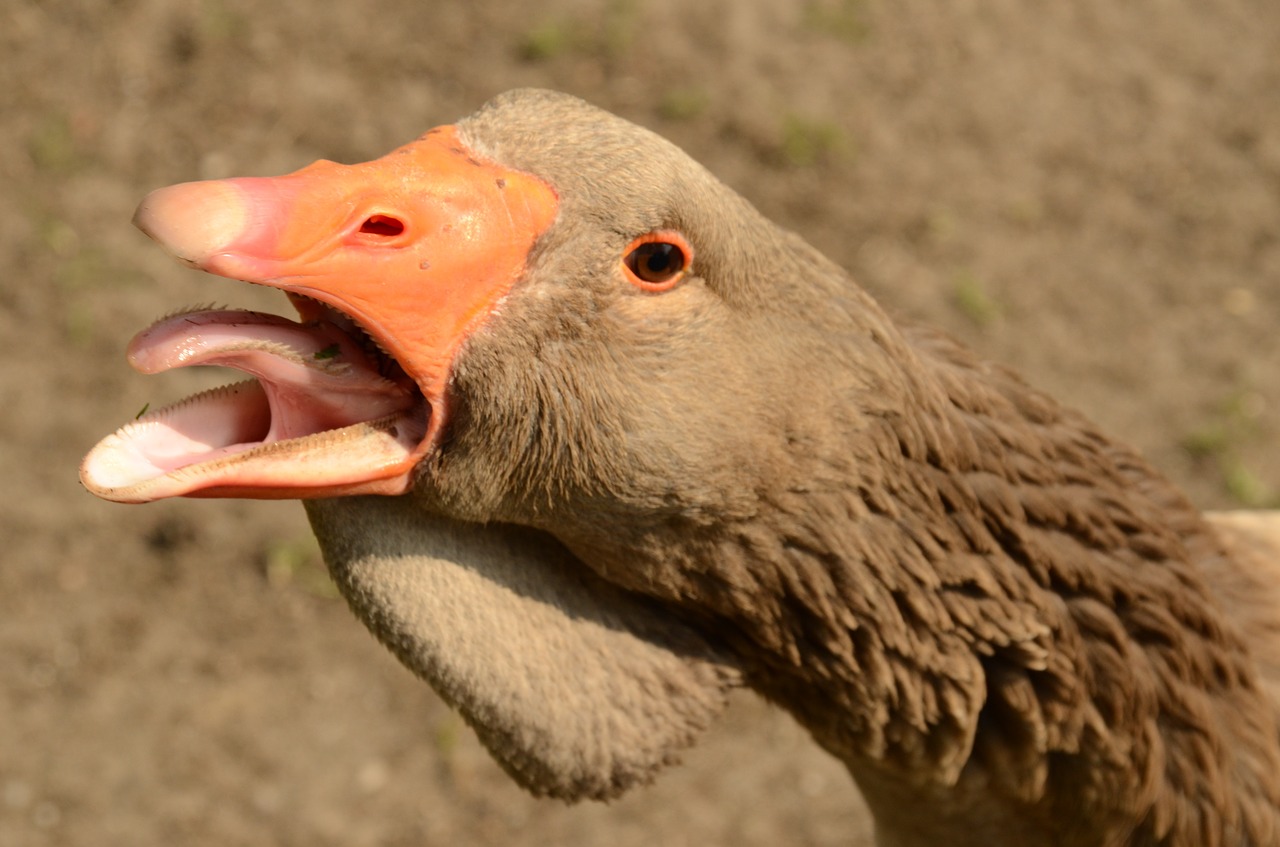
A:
4;1;1278;845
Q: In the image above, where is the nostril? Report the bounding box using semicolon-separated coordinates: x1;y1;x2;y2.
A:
359;215;406;237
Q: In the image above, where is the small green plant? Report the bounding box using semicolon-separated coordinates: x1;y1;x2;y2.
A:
29;113;80;174
200;0;246;41
520;1;638;63
600;0;639;59
951;271;1001;328
1181;424;1230;460
264;537;340;598
519;20;573;61
1181;387;1277;507
1223;460;1275;507
62;303;96;348
434;714;463;756
40;216;80;256
803;0;872;43
778;115;847;167
659;88;710;122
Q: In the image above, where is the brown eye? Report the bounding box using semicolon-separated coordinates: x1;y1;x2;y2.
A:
622;232;693;292
628;242;683;281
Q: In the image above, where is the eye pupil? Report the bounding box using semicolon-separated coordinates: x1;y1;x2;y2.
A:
643;243;675;272
626;241;687;285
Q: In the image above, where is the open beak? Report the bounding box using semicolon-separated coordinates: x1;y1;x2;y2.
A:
80;126;558;503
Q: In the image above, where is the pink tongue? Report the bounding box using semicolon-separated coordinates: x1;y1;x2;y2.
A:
129;310;414;440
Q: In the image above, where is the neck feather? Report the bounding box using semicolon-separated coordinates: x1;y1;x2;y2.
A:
582;322;1280;845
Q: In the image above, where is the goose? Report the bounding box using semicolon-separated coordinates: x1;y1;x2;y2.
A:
81;89;1280;847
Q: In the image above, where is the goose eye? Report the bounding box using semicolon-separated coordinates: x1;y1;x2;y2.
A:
622;233;693;291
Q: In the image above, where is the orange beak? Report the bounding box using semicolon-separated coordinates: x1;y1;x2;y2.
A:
81;126;559;502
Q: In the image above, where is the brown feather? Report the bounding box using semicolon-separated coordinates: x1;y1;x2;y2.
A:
299;90;1280;846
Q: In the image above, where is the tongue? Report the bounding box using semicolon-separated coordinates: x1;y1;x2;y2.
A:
129;309;415;441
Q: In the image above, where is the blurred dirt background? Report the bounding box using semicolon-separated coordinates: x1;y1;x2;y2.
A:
4;1;1279;845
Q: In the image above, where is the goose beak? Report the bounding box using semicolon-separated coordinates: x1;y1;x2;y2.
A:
82;127;559;502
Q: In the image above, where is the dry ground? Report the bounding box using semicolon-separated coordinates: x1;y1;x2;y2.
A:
3;1;1278;845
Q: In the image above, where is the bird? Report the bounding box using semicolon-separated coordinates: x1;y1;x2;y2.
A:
81;88;1280;846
